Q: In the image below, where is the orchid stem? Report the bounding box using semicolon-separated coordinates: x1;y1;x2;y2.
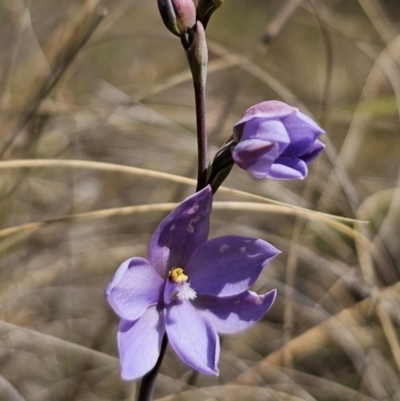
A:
194;82;208;191
137;334;168;401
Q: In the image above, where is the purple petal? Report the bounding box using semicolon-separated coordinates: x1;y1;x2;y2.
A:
193;289;276;334
232;118;291;179
281;111;324;157
118;307;165;380
267;157;308;180
300;139;325;163
166;300;220;375
232;139;280;179
240;118;290;147
185;236;280;297
233;101;297;140
148;186;212;278
105;257;164;321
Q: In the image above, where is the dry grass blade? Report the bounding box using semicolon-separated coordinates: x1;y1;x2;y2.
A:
155;384;314;401
356;185;400;374
318;34;400;211
137;59;244;101
0;159;365;224
357;0;397;43
0;201;367;243
0;5;107;158
262;0;304;43
232;282;400;386
279;368;377;401
0;320;117;367
0;375;27;401
207;40;310;113
0;203;177;239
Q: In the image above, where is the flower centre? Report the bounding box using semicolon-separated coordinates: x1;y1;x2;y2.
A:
169;267;188;283
168;267;196;301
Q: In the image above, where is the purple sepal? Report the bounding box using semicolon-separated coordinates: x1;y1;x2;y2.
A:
266;157;308;180
194;289;277;334
105;257;164;321
185;236;280;297
148;186;212;278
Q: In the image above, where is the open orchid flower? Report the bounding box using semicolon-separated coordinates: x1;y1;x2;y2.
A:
232;100;325;180
106;186;279;380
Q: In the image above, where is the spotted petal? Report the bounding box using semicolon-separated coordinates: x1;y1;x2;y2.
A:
148;186;212;278
193;289;276;334
186;236;280;297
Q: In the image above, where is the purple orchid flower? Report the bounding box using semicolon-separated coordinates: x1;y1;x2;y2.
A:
106;186;279;380
232;100;325;180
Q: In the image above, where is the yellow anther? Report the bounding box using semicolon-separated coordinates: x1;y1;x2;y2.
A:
169;267;188;283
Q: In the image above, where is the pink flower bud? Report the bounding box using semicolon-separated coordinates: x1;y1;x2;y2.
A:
157;0;196;36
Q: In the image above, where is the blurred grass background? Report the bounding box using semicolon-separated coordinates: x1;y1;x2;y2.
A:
0;0;400;400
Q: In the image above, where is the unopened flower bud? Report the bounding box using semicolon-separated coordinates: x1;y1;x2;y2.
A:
232;101;325;180
157;0;196;36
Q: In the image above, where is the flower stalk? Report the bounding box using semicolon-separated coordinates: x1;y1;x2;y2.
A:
136;335;168;401
194;83;207;191
186;21;209;191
